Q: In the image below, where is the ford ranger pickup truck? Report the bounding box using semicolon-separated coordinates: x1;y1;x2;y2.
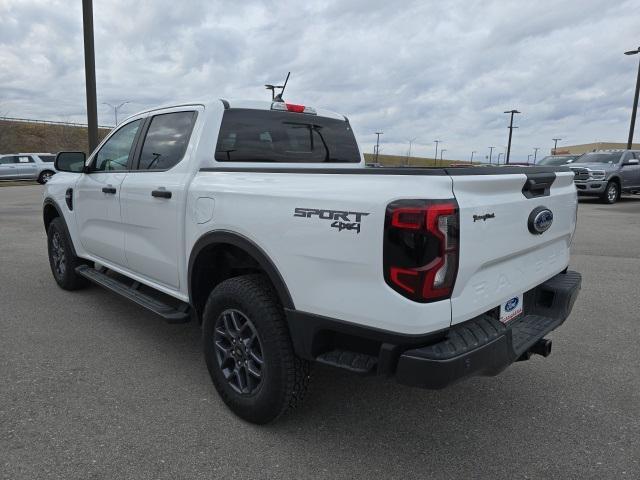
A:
43;99;581;424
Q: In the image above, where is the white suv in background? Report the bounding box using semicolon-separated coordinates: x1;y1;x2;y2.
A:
0;153;58;184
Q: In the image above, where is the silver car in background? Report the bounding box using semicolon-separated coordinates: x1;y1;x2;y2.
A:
0;153;58;184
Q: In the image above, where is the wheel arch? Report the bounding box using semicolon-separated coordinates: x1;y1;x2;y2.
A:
43;197;62;232
188;230;295;322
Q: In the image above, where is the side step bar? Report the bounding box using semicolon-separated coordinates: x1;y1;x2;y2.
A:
75;265;190;323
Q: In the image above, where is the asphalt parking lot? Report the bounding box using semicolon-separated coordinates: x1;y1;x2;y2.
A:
1;184;639;479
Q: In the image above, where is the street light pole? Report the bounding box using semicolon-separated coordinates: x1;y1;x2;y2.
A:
488;146;495;164
504;109;520;164
82;0;98;153
470;150;476;164
527;154;532;164
374;131;383;164
406;137;417;166
440;149;447;164
553;138;562;154
533;147;540;164
102;101;131;126
496;152;503;164
624;46;640;149
433;140;440;166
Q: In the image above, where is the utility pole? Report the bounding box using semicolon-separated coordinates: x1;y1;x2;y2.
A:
374;131;383;164
82;0;98;153
504;109;521;164
553;138;562;154
488;146;495;164
470;150;476;164
533;147;540;164
102;101;131;126
433;140;441;166
624;46;640;149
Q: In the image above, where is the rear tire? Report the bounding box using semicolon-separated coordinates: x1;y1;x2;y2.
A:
38;170;54;184
202;274;311;424
600;181;619;204
47;217;88;290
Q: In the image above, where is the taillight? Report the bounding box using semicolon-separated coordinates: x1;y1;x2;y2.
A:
383;200;459;302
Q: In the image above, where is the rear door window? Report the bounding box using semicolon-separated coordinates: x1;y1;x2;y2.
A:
136;111;197;171
215;109;361;163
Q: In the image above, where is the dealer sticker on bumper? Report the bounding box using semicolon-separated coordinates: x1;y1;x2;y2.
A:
500;294;523;324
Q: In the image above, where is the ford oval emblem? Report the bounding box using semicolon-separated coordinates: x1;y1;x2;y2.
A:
528;206;553;235
505;297;519;312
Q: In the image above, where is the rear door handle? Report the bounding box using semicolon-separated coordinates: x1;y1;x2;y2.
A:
102;186;116;194
151;189;172;199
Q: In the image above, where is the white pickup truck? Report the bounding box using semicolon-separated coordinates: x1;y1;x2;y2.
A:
43;99;581;423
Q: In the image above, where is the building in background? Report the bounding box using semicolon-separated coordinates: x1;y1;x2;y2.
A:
553;142;640;155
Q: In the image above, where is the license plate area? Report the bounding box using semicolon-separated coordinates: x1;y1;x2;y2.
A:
500;293;524;324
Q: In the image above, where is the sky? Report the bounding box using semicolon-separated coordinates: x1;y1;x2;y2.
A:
1;0;639;162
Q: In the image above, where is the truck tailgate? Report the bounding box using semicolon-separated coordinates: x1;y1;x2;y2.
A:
449;170;577;325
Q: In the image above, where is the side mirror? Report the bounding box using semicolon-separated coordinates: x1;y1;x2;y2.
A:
622;158;639;167
55;152;86;173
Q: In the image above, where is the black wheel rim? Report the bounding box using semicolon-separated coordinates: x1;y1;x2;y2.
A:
214;309;264;395
51;232;66;278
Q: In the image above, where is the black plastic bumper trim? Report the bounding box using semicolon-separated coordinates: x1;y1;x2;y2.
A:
396;270;582;389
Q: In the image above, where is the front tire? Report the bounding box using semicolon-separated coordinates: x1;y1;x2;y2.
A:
202;274;311;424
47;217;88;290
601;181;619;204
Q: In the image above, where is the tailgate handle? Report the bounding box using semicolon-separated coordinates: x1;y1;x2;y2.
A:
522;173;555;199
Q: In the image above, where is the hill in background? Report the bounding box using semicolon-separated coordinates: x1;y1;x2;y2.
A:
0;119;110;155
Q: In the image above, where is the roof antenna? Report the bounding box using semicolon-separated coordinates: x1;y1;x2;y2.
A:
265;72;290;102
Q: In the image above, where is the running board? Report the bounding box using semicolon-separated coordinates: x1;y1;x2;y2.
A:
75;265;191;323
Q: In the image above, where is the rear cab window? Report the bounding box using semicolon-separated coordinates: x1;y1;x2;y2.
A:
214;109;360;163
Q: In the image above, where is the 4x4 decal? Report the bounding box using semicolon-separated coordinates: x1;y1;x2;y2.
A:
293;207;369;234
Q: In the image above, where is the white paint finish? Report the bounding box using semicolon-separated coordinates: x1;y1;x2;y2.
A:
188;171;455;334
74;171;128;267
120;171;186;289
450;171;577;325
195;197;215;224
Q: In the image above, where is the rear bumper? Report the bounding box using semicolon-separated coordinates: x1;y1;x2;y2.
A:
396;270;582;388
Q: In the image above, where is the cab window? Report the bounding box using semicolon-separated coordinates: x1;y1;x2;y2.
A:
135;111;196;171
92;119;142;172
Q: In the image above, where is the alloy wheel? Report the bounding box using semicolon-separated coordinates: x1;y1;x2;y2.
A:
214;309;264;395
51;232;66;278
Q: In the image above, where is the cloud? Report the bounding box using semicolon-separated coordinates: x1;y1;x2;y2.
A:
1;0;638;160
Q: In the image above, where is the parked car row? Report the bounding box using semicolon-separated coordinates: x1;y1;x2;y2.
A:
0;153;58;183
